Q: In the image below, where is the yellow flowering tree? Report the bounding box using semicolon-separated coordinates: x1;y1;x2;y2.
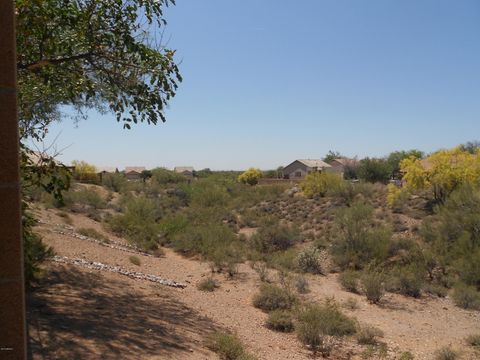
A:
301;172;342;198
238;168;263;186
400;147;480;202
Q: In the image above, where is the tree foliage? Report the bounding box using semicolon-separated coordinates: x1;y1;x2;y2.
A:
17;0;181;137
401;147;480;202
357;158;391;183
238;168;263;186
323;150;342;164
72;160;97;182
301;172;342;197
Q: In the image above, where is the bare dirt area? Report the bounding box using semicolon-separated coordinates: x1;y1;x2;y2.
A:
28;207;480;360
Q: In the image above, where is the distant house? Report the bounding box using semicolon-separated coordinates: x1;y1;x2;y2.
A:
124;166;146;180
174;166;194;182
96;166;118;181
282;159;331;179
328;158;358;178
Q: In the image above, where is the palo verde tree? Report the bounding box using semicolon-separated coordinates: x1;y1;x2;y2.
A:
401;147;480;202
16;0;182;282
238;168;263;186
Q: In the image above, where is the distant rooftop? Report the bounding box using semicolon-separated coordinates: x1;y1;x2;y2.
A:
297;159;331;168
174;166;194;173
124;166;146;173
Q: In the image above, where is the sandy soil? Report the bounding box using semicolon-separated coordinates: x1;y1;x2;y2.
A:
28;207;480;360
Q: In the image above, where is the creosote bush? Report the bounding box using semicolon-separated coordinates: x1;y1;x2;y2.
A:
197;277;218;292
251;221;301;253
265;310;294;332
362;271;385;304
129;256;141;266
253;284;297;312
296;247;323;274
452;284;480;310
434;346;459;360
207;332;256;360
356;325;384;345
338;270;360;293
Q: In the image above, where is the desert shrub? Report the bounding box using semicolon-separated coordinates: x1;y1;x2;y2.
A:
107;195;161;250
342;298;359;310
77;227;109;242
265;248;298;271
252;262;270;282
357;158;392;184
151;168;187;185
330;202;391;270
452;284;480;310
297;299;357;337
207;332;256;360
396;266;424;298
356;325;384;345
466;333;480;348
362;271;385;304
301;172;343;198
197;277;218;292
189;182;229;208
339;270;360;293
387;184;410;212
421;185;480;287
101;172;126;192
57;211;73;224
251;222;301;253
398;352;415;360
294;275;310;294
23;211;54;284
265;310;294;332
129;255;141;266
296;247;324;274
434;346;459;360
424;283;448;298
70;187;106;209
329;181;357;205
253;284;297;312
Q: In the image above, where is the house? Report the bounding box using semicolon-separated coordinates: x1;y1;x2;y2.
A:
282;159;331;179
328;158;358;178
124;166;146;180
96;166;118;181
174;166;194;178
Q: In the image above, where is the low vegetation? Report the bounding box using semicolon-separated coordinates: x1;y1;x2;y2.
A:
207;332;256;360
253;284;297;312
265;310;294;332
197;277;219;292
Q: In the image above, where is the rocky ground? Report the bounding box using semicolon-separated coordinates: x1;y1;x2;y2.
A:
28;206;480;360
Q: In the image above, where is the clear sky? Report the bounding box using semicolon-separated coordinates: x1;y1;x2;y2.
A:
37;0;480;170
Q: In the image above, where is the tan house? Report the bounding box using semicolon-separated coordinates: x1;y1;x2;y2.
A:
174;166;194;177
282;159;331;179
124;166;146;180
96;166;118;181
328;158;358;178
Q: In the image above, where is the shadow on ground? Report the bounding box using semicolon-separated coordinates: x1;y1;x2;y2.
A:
27;264;218;360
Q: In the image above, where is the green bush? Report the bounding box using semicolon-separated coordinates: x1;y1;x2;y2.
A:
296;299;357;354
77;227;109;242
434;346;459;360
338;270;360;293
362;271;385;304
70;187;106;209
452;284;480;310
466;333;480;348
129;255;141;266
357;158;392;184
107;195;161;250
421;185;480;288
197;277;218;292
296;247;324;274
253;284;297;312
356;325;384;345
294;275;310;294
207;332;256;360
265;310;294;332
251;222;301;253
330;202;391;270
397;266;424;298
151;168;187;185
301;172;343;198
101;172;126;192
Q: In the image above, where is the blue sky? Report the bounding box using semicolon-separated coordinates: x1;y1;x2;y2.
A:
38;0;480;170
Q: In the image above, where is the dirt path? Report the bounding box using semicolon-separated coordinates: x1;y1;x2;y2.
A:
29;208;480;360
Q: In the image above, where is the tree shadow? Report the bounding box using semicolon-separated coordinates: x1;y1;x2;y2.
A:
27;264;219;360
